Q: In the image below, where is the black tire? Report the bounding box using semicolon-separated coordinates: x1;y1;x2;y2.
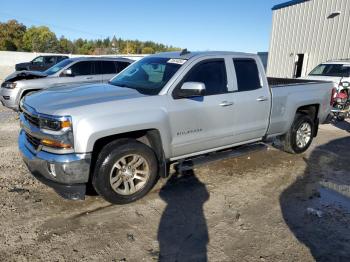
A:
337;114;345;121
92;139;159;204
279;113;315;154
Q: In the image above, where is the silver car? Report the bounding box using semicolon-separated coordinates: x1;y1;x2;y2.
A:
0;57;134;111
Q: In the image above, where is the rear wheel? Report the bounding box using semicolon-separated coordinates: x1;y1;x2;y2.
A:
279;113;315;154
92;139;159;204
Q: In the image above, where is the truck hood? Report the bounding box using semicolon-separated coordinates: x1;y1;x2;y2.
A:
5;70;48;82
23;83;146;114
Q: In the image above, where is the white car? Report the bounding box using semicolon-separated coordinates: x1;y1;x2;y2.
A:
304;60;350;90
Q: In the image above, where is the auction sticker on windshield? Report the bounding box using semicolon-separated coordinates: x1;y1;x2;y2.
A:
167;59;187;65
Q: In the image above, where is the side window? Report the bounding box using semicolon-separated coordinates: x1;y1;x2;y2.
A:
57;56;68;62
233;59;261;92
44;56;55;64
100;61;117;74
69;61;94;76
116;61;130;73
183;60;227;96
32;56;44;64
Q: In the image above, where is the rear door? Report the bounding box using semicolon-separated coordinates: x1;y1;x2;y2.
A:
230;58;271;142
100;60;119;82
100;60;131;82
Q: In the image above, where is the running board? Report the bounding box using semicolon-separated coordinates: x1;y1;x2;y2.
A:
175;143;268;173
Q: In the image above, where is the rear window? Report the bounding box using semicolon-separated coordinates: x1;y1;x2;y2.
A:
100;61;117;74
309;64;350;77
116;61;131;72
70;61;94;76
233;59;261;92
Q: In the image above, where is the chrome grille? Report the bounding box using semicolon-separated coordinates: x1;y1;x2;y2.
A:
25;132;41;150
23;112;40;128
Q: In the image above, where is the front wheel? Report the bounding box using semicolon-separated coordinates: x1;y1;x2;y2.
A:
92;139;159;204
279;113;315;154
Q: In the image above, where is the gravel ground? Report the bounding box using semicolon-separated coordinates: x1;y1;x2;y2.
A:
0;105;350;261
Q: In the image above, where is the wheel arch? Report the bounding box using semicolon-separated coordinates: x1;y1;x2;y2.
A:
18;89;42;103
90;129;168;180
296;104;319;137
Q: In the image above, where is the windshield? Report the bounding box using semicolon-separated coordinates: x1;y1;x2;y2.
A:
44;58;73;75
309;64;350;77
109;57;185;95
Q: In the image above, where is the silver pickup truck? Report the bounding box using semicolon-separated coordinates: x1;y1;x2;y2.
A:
18;51;333;204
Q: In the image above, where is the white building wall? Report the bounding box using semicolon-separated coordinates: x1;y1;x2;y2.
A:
267;0;350;78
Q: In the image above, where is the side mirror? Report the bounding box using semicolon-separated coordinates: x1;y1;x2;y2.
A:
62;69;74;77
177;82;206;98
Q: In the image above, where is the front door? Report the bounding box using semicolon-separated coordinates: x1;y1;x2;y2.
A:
55;61;103;87
168;58;236;158
30;56;45;71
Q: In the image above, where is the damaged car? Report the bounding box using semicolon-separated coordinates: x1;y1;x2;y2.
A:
0;57;134;111
15;55;69;71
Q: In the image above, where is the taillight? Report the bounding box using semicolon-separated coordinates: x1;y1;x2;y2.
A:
330;88;337;105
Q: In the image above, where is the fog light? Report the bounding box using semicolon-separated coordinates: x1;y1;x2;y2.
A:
48;163;57;177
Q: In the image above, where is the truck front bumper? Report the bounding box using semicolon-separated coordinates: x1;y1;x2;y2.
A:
19;130;92;200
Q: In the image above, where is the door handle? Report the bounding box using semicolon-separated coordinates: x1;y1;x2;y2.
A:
86;77;93;80
256;96;268;102
220;101;234;107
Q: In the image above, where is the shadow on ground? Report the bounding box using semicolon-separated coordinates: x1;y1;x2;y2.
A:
158;170;209;261
280;137;350;261
331;119;350;132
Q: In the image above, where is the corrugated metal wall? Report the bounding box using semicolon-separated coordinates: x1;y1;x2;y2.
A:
267;0;350;78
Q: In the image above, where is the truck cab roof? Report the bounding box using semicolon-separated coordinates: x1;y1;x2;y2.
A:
66;56;135;63
151;51;257;60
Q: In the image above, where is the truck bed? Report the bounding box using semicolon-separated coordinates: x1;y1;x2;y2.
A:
267;77;326;88
267;78;332;136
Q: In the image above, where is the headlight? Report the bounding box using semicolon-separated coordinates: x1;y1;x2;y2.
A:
38;116;74;152
2;82;17;89
39;117;72;131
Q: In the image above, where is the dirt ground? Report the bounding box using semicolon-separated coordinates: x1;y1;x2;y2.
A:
1;105;350;262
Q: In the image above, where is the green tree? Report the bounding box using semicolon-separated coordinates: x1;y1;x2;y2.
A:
58;36;75;53
142;46;155;54
0;20;26;51
0;19;181;54
22;26;59;52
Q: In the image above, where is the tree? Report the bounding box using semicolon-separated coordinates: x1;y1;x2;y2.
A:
0;19;181;54
22;26;59;52
0;20;26;51
142;46;155;54
58;36;75;54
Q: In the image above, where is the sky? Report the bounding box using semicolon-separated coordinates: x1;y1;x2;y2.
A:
0;0;284;53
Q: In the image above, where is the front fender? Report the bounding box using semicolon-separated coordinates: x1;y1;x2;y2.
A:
74;108;172;158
